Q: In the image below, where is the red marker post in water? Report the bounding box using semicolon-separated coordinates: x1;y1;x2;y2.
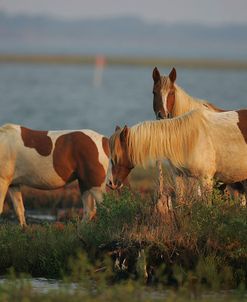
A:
93;55;106;87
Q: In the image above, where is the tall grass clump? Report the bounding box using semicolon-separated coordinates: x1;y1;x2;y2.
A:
78;189;150;247
77;187;247;289
0;223;81;277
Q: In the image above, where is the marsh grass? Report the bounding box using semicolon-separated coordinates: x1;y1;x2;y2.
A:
0;182;246;292
0;223;81;278
0;256;246;302
77;187;247;290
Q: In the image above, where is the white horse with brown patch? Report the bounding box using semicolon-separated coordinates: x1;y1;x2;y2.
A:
0;124;109;226
107;108;247;204
152;67;224;120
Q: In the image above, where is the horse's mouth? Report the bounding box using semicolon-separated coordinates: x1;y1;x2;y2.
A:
106;181;123;190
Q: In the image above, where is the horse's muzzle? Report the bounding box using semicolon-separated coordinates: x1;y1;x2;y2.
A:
156;111;164;119
106;180;123;190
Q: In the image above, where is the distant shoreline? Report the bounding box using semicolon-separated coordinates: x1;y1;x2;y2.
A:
0;54;247;70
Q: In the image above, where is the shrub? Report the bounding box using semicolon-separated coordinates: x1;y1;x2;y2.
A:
0;223;81;278
78;189;149;247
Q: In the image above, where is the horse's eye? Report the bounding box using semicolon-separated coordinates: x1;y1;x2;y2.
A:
153;91;155;95
111;159;114;166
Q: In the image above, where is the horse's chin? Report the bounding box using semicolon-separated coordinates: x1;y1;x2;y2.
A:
117;183;123;190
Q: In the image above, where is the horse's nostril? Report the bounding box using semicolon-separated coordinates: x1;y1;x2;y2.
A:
157;111;163;119
116;179;122;188
107;180;113;188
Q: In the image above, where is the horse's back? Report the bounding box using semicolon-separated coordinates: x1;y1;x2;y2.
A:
0;125;109;189
204;110;247;182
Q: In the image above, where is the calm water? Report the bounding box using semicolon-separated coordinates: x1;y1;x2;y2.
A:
0;63;247;136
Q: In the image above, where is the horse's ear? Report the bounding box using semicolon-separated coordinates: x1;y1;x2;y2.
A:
120;125;129;143
152;67;161;83
169;67;177;83
115;125;121;132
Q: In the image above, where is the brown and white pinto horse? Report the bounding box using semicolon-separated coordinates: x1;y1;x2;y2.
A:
0;124;109;226
152;67;224;120
152;67;246;202
106;108;247;204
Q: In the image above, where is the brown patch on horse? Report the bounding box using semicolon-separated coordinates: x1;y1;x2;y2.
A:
237;110;247;144
167;90;175;113
153;80;165;118
109;127;133;188
102;137;110;157
21;127;52;156
53;132;106;192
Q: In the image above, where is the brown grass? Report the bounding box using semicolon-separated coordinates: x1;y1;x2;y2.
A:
1;54;247;70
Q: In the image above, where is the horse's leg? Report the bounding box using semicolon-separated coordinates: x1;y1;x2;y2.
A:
8;186;26;227
239;193;246;207
0;179;10;216
224;182;246;206
240;181;247;207
81;191;96;220
89;186;105;219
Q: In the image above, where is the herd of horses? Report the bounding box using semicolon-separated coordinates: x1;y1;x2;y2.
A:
1;67;246;226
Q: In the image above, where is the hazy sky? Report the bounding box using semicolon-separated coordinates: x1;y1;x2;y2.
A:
1;0;247;25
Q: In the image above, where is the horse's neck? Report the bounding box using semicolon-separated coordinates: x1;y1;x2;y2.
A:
173;85;207;116
128;112;203;167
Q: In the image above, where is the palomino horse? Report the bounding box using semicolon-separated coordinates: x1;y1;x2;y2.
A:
152;67;246;202
0;124;109;226
106;109;247;204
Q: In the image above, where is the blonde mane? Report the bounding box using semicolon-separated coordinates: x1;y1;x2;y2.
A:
126;109;207;168
172;84;223;116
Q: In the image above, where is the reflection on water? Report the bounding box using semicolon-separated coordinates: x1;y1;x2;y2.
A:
26;211;56;222
0;277;245;300
0;277;77;293
0;64;247;136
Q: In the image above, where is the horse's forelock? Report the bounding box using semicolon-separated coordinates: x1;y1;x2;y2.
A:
109;131;123;164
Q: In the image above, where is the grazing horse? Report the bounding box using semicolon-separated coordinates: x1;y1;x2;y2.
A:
106;109;247;204
0;124;109;226
152;67;246;202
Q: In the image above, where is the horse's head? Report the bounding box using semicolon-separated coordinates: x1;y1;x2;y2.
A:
106;125;134;190
152;67;177;119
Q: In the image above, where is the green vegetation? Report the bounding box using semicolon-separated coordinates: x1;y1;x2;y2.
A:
77;189;247;289
0;182;247;300
0;223;81;277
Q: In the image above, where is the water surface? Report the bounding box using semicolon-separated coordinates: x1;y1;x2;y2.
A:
0;63;246;136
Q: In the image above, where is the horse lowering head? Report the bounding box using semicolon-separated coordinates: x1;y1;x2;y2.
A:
152;67;177;119
106;125;134;190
